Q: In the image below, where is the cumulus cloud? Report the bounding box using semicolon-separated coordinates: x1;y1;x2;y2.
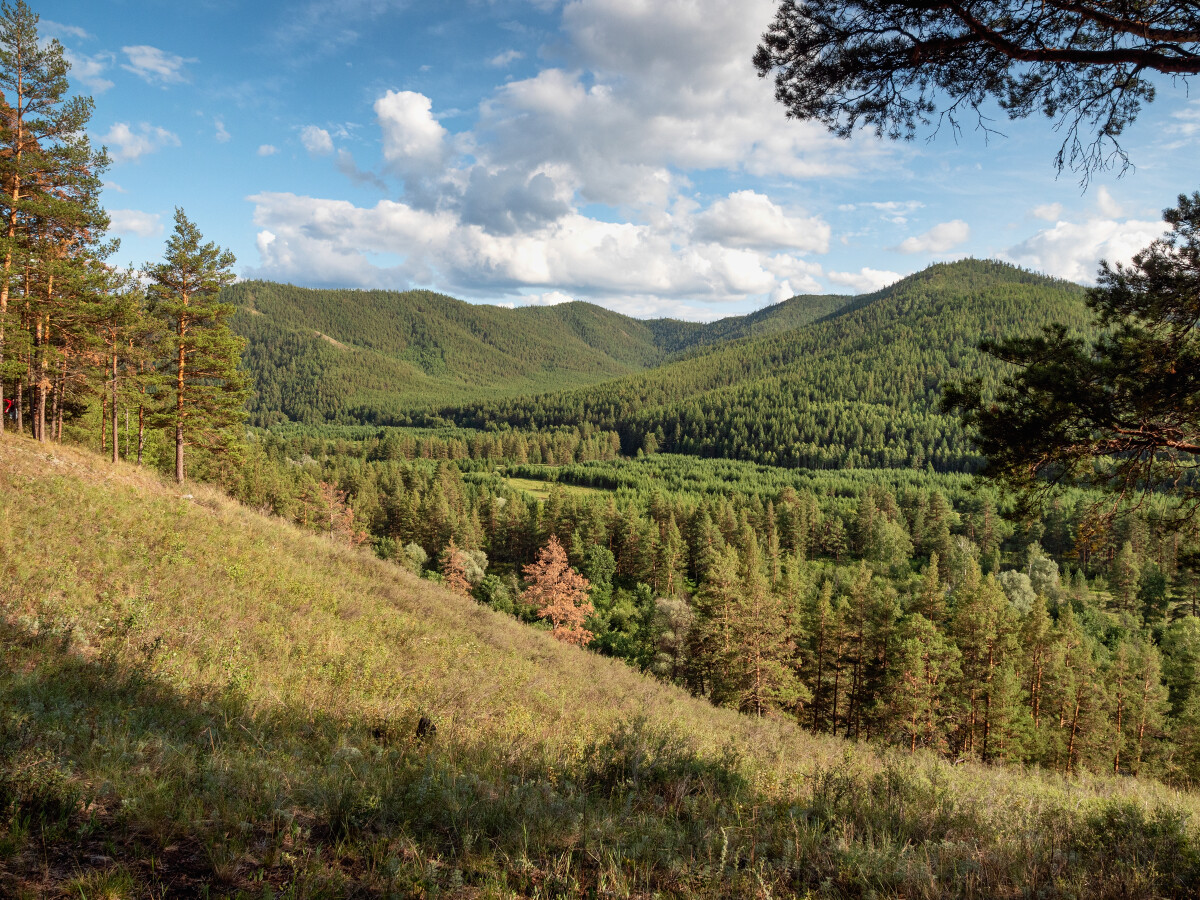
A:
246;0;899;314
108;209;163;238
374;91;448;175
894;220;970;254
121;45;193;85
214;118;231;143
299;125;334;156
1006;216;1165;283
456;167;571;234
258;144;278;156
245;191;817;309
828;267;903;293
1031;202;1063;221
693;191;829;253
101;122;181;162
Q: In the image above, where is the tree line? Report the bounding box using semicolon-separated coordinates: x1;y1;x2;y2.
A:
0;1;245;483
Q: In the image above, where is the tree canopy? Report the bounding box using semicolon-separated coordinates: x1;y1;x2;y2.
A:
754;0;1200;178
946;192;1200;525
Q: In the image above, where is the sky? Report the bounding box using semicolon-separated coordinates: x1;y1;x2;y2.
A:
43;0;1200;321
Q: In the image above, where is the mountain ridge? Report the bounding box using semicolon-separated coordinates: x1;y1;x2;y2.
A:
227;280;851;425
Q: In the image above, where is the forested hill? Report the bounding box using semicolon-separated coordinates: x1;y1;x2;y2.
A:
226;280;849;425
430;259;1092;472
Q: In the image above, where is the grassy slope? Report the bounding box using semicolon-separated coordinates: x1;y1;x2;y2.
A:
227;281;849;425
3;434;1199;898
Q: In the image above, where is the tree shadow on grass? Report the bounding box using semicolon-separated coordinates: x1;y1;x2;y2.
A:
3;614;1199;899
0;615;756;898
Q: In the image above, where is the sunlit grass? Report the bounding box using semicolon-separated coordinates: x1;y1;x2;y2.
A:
2;432;1199;897
503;474;611;502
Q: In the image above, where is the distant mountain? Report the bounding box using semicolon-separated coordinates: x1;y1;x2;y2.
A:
430;260;1092;472
226;281;850;426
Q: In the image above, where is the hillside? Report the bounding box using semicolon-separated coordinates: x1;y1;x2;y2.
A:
3;433;1200;897
226;281;849;426
434;259;1092;471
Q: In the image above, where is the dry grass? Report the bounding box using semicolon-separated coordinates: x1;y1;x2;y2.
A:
2;431;1199;898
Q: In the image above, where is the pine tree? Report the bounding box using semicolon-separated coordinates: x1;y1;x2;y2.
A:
1112;541;1141;613
691;544;742;703
950;563;1018;759
886;613;961;754
146;209;246;483
0;1;97;434
522;535;593;645
1127;637;1168;776
727;525;807;717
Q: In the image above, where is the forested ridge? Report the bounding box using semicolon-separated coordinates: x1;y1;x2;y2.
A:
225;279;849;425
432;260;1091;470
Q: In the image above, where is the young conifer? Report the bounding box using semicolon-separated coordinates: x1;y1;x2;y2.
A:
146;209;246;483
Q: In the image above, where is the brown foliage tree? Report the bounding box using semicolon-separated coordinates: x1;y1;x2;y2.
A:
440;538;472;596
522;535;594;645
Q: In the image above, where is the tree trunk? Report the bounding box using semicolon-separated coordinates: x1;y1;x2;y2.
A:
0;74;26;438
176;315;186;483
15;376;22;432
1066;695;1082;772
111;351;118;463
137;401;144;465
101;394;106;453
55;358;64;442
1113;694;1123;775
50;365;59;442
32;315;42;442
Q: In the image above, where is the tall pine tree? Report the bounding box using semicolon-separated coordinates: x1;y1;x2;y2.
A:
146;209;245;483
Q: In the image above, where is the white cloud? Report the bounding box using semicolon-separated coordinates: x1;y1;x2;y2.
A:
245;0;902;314
1169;101;1200;136
1031;202;1063;221
245;191;816;310
299;125;334;156
1095;186;1122;218
692;191;830;253
894;220;970;254
43;20;92;41
1006;217;1166;283
258;144;278;156
101;122;181;163
65;49;114;93
108;209;163;238
828;267;903;293
121;45;193;85
489;49;524;67
523;290;574;306
214;118;231;143
374;91;447;175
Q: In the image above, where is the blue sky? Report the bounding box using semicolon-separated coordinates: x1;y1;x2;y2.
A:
44;0;1200;320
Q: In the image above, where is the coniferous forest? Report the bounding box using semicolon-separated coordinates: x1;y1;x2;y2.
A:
6;0;1200;896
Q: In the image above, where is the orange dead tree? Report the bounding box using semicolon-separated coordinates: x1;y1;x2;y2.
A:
522;535;593;646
